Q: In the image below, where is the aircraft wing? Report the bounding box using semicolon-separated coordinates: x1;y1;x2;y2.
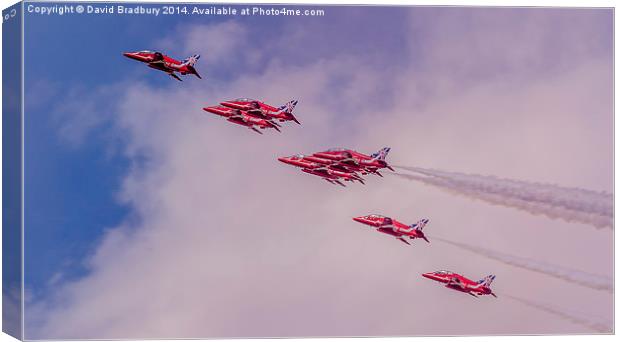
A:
312;167;331;175
365;167;383;177
245;109;269;119
328;163;350;172
168;72;182;82
397;237;411;245
447;277;467;289
339;158;359;166
229;113;246;121
148;60;170;71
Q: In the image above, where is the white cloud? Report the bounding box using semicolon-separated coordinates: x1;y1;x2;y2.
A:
28;10;613;339
156;21;250;70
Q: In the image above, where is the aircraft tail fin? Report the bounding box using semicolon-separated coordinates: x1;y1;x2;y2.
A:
182;54;201;67
409;218;429;231
181;54;202;79
478;274;496;288
277;100;300;124
278;100;298;114
370;147;391;161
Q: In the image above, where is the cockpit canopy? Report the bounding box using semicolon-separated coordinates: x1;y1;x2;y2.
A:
138;50;156;54
434;270;453;275
234;98;258;102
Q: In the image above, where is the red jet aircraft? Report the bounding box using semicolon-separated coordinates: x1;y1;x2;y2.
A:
353;214;430;245
123;50;202;81
220;98;300;125
203;105;281;134
278;154;365;186
312;147;393;177
422;270;497;298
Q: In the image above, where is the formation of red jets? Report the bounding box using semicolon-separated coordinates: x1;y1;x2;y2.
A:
204;99;299;134
124;50;497;299
278;147;392;186
352;214;496;297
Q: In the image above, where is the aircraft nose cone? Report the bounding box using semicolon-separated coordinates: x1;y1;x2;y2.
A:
123;52;141;61
277;157;289;164
422;273;434;279
352;217;366;224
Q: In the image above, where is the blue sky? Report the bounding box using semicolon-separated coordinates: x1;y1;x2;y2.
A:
22;3;612;338
3;2;23;337
23;1;411;303
24;3;226;298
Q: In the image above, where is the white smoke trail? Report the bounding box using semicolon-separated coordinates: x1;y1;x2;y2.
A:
432;236;613;293
393;166;613;229
503;294;612;333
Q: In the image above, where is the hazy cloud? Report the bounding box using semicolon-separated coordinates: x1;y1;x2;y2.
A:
28;8;613;339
